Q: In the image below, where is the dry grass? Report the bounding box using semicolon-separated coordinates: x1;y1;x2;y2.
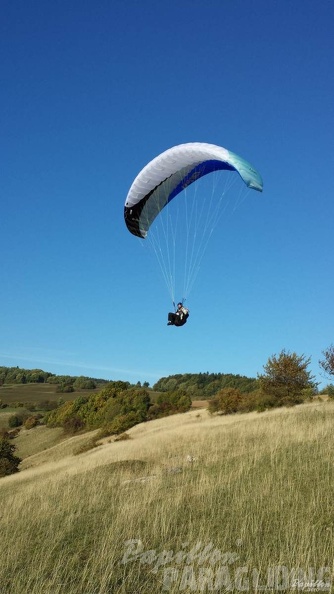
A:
0;411;16;429
0;402;333;593
191;400;209;408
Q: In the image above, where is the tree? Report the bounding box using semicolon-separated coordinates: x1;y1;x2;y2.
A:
208;388;243;415
319;344;334;379
0;438;21;477
73;376;97;390
258;350;316;407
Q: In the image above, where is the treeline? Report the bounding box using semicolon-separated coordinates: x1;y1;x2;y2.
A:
153;372;258;397
0;366;259;398
0;366;108;392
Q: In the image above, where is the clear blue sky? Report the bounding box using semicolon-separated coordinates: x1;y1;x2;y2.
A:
1;0;333;389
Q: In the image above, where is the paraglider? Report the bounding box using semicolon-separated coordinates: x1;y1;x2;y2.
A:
167;302;189;327
124;142;263;323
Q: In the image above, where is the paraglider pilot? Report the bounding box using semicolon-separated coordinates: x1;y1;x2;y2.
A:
167;303;189;327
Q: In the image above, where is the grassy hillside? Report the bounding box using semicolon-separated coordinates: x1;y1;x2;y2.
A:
0;402;333;593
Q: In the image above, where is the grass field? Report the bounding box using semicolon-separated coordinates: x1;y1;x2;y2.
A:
0;382;103;405
0;400;333;593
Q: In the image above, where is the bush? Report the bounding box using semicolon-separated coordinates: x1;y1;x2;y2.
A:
47;383;192;436
0;439;21;477
63;415;86;434
98;411;145;438
148;390;192;419
24;416;39;430
8;428;20;439
8;414;26;428
208;388;243;415
252;391;279;412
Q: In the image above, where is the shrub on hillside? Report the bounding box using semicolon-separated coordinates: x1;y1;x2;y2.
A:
8;413;28;428
208;385;306;415
97;411;145;438
148;390;192;420
97;387;150;429
209;388;244;415
24;416;39;430
63;415;86;434
0;438;21;477
47;384;150;431
47;385;115;429
252;390;280;412
46;383;192;436
46;400;79;427
7;428;20;439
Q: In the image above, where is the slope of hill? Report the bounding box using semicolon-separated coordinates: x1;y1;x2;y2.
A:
0;401;333;593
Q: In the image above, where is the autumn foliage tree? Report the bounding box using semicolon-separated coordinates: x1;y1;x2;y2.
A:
208;388;243;415
258;350;316;407
319;344;334;379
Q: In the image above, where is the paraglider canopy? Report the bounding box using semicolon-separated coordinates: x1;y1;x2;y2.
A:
124;142;263;239
124;141;263;305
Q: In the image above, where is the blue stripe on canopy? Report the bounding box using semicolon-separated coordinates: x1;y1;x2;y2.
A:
168;160;235;204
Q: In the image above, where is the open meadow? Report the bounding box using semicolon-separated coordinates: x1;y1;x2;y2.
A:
0;382;102;405
0;400;333;593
